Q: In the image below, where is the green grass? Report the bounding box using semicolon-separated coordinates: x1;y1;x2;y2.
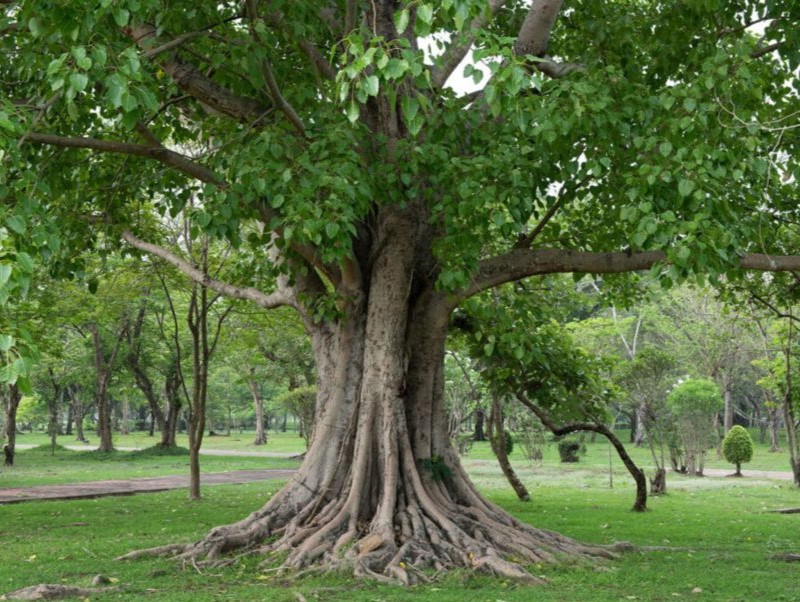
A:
1;474;799;601
0;445;300;488
14;429;309;454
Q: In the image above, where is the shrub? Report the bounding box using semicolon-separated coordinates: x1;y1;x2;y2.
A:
557;439;582;463
722;425;754;476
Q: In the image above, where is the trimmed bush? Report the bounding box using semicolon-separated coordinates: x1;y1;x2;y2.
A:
557;439;582;463
722;425;754;476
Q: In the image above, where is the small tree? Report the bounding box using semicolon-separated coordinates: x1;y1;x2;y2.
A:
722;425;754;476
666;378;724;475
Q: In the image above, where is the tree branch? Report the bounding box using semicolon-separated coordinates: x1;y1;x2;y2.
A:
461;248;800;303
122;230;293;310
513;0;583;79
245;0;307;136
128;23;273;124
432;0;506;89
24;132;225;188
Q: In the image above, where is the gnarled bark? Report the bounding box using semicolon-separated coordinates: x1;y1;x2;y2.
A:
122;207;615;582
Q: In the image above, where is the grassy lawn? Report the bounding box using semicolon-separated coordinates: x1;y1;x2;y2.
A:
0;446;301;489
1;442;799;601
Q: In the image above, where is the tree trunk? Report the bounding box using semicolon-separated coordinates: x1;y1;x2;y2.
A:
90;324;114;453
121;398;130;435
723;387;734;433
633;403;646;447
650;468;666;495
73;396;86;443
488;394;530;502
128;208;613;582
2;384;22;466
248;369;267;446
768;405;781;452
473;406;486;441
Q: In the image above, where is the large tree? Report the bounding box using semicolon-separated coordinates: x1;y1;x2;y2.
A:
2;0;799;583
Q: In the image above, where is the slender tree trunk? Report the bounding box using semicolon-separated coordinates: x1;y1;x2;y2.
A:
723;387;734;433
121;398;130;435
248;368;267;445
73;396;85;442
768;404;781;452
89;323;125;453
65;402;74;436
488;394;530;502
473;406;486;441
2;384;22;466
633;404;646;447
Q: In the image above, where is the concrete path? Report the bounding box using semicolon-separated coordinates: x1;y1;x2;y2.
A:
0;468;297;504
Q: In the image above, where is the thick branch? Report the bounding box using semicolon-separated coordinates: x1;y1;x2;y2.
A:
432;0;506;89
463;248;800;302
24;132;224;188
122;231;293;310
128;23;272;124
514;0;564;57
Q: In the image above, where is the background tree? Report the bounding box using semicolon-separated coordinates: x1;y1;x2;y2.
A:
666;378;724;476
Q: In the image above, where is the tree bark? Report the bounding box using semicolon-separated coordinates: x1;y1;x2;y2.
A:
125;207;615;582
2;384;22;466
248;368;267;446
488;394;530;502
89;323;124;453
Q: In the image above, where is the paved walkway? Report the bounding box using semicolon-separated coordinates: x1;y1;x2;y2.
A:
0;469;297;504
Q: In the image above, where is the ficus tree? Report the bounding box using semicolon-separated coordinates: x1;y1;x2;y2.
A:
2;0;800;584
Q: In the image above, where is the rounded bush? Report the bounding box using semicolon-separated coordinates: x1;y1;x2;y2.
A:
722;425;754;475
558;439;582;463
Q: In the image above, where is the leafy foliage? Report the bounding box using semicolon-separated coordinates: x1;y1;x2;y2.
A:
722;425;755;472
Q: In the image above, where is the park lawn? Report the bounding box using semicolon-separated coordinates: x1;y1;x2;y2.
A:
0;446;300;489
1;462;799;601
15;427;796;475
13;429;309;454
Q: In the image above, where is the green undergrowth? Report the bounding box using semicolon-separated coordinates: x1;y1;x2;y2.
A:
0;446;300;488
1;469;799;601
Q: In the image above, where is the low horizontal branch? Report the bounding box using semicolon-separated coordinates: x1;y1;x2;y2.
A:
463;248;800;302
122;230;293;310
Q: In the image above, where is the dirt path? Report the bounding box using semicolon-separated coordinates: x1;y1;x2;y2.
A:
0;468;297;504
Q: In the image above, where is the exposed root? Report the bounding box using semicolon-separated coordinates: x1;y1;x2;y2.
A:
770;552;800;562
115;543;189;561
1;584;119;601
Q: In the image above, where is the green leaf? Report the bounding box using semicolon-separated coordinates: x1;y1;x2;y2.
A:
346;100;359;124
383;58;408;80
0;264;11;285
6;214;26;234
394;9;410;34
363;75;379;97
28;17;42;37
678;178;695;197
0;111;15;133
417;4;434;25
69;72;89;92
659;141;673;158
0;334;14;352
87;277;99;295
113;8;130;27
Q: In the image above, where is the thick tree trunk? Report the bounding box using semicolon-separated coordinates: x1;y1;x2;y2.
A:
3;384;22;466
650;468;666;495
125;209;613;582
